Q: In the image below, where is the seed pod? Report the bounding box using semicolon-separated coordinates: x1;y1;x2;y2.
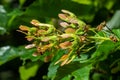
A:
19;25;29;31
80;36;86;42
37;46;42;53
25;36;34;41
66;55;76;64
61;9;70;14
65;28;76;33
41;37;50;42
61;9;75;17
101;21;106;26
54;54;69;65
60;54;69;61
83;25;89;32
60;22;69;28
59;41;72;49
68;18;78;24
96;21;106;31
37;30;46;35
61;58;69;66
58;13;68;20
37;44;52;53
110;35;118;42
25;44;36;49
31;19;40;26
60;34;72;38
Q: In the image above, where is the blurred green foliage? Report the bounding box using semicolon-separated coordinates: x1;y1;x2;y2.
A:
0;0;120;80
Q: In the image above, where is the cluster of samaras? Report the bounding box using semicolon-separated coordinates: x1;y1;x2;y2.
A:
18;10;118;66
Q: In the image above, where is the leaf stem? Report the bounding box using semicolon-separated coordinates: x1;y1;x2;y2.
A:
88;36;110;40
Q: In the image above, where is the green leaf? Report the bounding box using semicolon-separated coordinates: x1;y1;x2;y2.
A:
0;13;7;27
19;47;39;62
19;63;39;80
47;49;66;80
0;46;18;65
0;46;10;56
7;9;24;28
7;9;24;16
0;5;7;35
0;46;38;65
48;63;59;80
0;5;6;13
54;61;91;80
72;0;92;5
0;27;6;35
72;64;92;80
115;42;120;51
112;29;120;39
61;75;71;80
91;40;115;61
24;0;93;18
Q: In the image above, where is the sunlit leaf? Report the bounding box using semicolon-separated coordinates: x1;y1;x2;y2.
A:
72;0;92;5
